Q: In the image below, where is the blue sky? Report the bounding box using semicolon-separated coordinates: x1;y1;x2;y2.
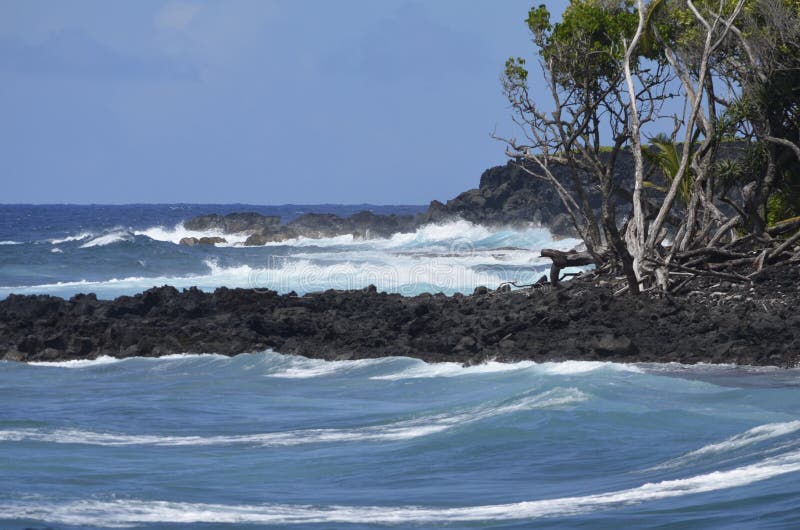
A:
0;0;569;204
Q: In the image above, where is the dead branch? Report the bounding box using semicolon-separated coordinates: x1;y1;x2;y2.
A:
768;216;800;237
540;249;595;286
768;227;800;262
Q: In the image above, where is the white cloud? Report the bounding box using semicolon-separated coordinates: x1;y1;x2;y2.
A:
154;0;279;70
155;2;201;32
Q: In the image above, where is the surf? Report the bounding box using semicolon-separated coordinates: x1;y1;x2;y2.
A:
0;387;586;447
4;447;800;526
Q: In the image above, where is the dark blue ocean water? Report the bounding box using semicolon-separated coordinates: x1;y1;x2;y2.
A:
1;205;799;528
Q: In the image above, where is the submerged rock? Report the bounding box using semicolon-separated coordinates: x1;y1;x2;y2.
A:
179;236;228;246
244;231;293;246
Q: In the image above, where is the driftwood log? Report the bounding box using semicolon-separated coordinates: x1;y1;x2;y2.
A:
768;216;800;236
540;249;594;285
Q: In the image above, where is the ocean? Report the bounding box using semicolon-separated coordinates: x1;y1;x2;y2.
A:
1;204;799;529
0;204;578;299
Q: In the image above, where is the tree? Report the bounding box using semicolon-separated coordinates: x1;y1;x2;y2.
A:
500;0;800;295
498;0;674;293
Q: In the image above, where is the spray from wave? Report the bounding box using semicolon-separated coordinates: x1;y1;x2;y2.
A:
134;223;251;246
79;230;134;248
3;220;585;300
50;231;94;244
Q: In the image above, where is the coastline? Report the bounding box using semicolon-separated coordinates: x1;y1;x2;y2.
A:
3;263;798;367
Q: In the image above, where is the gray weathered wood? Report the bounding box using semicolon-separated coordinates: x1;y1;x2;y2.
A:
540;249;594;285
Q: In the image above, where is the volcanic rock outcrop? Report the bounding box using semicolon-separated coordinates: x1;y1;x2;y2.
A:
2;264;798;367
180;154;636;244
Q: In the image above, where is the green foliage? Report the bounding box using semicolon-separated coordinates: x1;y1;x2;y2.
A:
526;0;643;89
770;165;800;226
715;143;767;194
505;0;800;229
642;134;693;205
653;0;755;54
767;192;795;226
504;57;528;84
715;159;744;189
526;4;552;43
766;164;800;226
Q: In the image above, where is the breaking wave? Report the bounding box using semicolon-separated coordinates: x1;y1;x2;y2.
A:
133;219;579;253
134;223;251;246
0;387;586;447
4;447;800;526
650;421;800;470
79;230;134;248
50;231;94;244
373;359;643;380
0;253;548;299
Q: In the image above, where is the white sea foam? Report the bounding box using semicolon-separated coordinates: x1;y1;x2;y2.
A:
0;240;22;245
240;257;514;295
148;353;228;361
0;248;544;298
173;219;580;253
267;356;386;378
538;360;644;375
50;247;63;253
385;221;580;253
372;360;537;380
250;220;495;249
650;420;800;470
0;260;262;299
27;353;224;369
289;247;552;271
374;359;642;381
134;223;251;246
4;221;582;299
29;355;123;368
79;230;133;248
383;220;495;248
50;231;94;244
0;388;585;448
6;448;800;526
259;234;358;247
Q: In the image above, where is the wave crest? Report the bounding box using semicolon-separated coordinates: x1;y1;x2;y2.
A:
0;387;585;447
79;230;134;248
650;420;800;470
5;448;800;526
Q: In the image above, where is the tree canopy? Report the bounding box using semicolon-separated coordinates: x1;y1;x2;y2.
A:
500;0;800;294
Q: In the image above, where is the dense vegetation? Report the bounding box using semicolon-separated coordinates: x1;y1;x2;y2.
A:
499;0;800;294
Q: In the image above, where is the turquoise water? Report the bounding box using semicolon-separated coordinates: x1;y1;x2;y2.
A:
1;353;799;528
0;204;578;299
2;204;799;528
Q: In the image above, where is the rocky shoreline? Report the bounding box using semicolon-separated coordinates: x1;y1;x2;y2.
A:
2;264;798;367
175;155;608;246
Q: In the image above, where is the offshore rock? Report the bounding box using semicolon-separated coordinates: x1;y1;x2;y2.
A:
183;153;637;243
183;211;420;245
179;236;227;246
182;147;742;242
184;212;281;233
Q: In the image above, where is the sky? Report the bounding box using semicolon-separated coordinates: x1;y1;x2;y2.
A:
0;0;570;205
